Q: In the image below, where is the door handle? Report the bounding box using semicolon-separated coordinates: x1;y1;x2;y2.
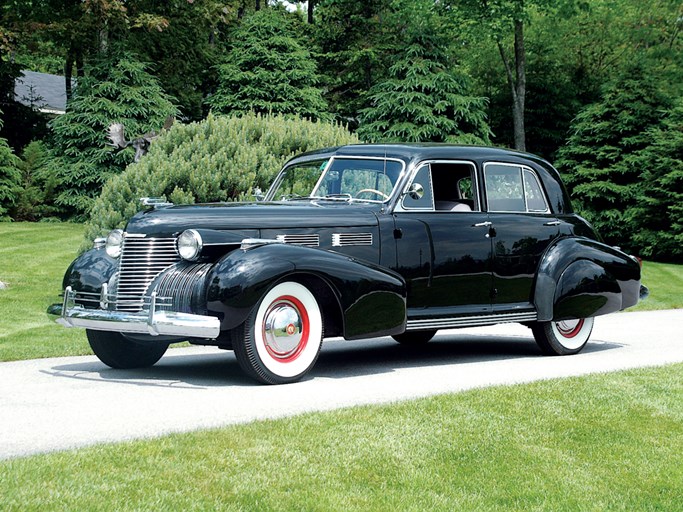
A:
543;220;561;226
473;221;493;228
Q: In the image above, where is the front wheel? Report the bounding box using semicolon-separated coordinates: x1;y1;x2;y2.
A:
531;317;594;355
233;281;324;384
86;329;169;369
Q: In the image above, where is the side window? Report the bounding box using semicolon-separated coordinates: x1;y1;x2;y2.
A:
523;170;549;212
485;164;526;212
402;165;434;210
485;164;551;213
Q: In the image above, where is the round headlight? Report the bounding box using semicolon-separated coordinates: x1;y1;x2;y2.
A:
105;229;124;258
177;229;202;261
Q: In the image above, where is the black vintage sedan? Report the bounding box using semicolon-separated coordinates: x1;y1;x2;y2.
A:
49;144;647;384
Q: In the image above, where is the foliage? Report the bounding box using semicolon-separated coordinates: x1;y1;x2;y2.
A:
314;0;395;125
0;134;21;219
628;100;683;261
2;365;683;510
556;65;672;250
206;7;329;121
357;1;490;144
9;141;61;221
83;113;359;244
46;54;178;220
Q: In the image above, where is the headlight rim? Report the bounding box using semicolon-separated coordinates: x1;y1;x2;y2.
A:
105;229;124;258
177;229;203;261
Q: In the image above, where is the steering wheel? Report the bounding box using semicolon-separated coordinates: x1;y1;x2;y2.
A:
355;188;390;200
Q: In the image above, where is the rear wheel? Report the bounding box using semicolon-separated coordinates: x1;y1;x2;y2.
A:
233;281;323;384
86;329;168;369
392;330;437;345
531;317;594;355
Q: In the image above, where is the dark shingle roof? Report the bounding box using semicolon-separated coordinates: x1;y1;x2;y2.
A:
14;70;76;115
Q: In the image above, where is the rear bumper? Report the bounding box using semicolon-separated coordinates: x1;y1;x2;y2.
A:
47;286;220;339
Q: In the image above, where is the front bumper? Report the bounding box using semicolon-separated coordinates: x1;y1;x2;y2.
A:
47;286;220;339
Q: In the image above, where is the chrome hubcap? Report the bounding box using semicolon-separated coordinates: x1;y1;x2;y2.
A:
263;300;305;360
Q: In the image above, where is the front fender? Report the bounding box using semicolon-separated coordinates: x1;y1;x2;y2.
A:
534;237;641;322
61;247;119;295
205;244;407;338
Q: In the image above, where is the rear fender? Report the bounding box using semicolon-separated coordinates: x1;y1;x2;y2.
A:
205;243;407;338
534;237;641;322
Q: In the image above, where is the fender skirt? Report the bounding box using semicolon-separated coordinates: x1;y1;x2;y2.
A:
534;237;641;322
205;243;407;339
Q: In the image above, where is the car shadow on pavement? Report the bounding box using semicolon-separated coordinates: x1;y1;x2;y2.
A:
45;333;622;387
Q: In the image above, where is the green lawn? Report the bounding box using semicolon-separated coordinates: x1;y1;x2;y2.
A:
0;222;90;361
2;363;682;511
0;222;681;361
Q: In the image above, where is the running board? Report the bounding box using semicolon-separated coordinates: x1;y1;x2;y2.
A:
406;311;538;331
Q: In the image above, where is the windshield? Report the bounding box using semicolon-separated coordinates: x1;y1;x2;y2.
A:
267;157;404;203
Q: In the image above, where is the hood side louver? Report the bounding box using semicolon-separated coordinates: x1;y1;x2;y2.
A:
332;233;373;247
276;234;320;247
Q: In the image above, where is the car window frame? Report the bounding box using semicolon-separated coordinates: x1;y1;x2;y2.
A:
397;159;480;213
483;162;551;214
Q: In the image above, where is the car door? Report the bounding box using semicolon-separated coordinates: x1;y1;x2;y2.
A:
393;161;493;317
483;162;561;310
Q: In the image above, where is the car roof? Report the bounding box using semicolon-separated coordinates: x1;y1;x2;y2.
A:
285;143;551;168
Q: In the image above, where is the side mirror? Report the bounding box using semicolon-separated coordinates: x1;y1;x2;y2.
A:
253;187;265;202
407;183;424;200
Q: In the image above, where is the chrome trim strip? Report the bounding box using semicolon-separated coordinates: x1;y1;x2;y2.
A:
406;311;537;330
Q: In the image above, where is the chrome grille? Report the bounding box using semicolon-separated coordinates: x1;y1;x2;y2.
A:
116;234;180;311
154;263;212;313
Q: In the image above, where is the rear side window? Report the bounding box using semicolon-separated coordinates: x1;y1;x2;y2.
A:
485;163;549;213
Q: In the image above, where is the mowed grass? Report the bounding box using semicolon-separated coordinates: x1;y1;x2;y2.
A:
632;260;683;311
0;222;90;360
2;363;682;511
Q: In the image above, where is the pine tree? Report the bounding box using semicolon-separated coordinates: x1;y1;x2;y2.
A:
206;8;329;121
357;4;491;144
0;117;22;219
47;54;179;220
556;65;672;247
629;100;683;261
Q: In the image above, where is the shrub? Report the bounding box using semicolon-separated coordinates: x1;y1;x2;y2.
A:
83;112;359;246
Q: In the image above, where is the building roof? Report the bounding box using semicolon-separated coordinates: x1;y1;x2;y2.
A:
14;70;76;115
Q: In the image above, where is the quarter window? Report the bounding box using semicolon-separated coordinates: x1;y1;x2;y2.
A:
485;164;549;213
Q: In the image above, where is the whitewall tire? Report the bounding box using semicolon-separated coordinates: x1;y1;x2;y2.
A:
233;281;323;384
532;317;594;355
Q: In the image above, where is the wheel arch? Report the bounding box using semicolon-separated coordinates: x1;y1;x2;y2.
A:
534;237;642;322
206;243;407;339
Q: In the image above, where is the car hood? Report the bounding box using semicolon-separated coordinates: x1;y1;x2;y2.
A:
124;201;383;237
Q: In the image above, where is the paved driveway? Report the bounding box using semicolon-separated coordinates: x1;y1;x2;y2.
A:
1;309;681;460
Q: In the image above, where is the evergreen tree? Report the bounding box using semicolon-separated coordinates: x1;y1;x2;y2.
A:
47;54;178;220
556;65;671;248
0;118;21;219
357;3;490;144
207;8;329;121
629;100;683;261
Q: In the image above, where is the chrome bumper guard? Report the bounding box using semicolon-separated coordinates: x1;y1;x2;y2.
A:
47;286;220;339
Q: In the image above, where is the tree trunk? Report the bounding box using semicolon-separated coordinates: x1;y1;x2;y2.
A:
497;18;526;152
64;51;74;101
308;0;315;24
